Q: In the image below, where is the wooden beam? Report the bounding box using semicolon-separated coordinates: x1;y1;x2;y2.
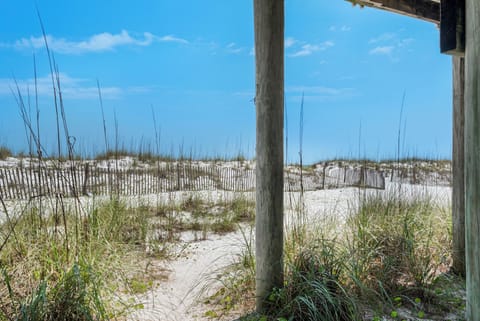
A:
452;56;465;276
253;0;284;313
465;0;480;318
349;0;440;23
441;0;465;55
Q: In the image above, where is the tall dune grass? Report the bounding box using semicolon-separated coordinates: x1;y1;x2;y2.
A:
216;184;461;321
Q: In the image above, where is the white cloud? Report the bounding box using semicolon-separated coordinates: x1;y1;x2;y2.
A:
233;91;255;97
226;42;243;54
288;41;334;58
8;30;188;54
367;31;414;60
285;37;297;48
286;85;357;102
398;38;414;47
0;73;122;99
156;35;189;44
369;33;395;44
287;85;344;95
369;46;394;55
329;25;351;32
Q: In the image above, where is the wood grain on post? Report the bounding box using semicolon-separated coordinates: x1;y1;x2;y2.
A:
254;0;284;312
452;56;465;276
465;1;480;318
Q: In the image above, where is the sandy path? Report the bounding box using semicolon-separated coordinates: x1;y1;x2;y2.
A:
128;231;247;321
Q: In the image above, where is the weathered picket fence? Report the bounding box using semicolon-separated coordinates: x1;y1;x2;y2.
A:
0;162;388;200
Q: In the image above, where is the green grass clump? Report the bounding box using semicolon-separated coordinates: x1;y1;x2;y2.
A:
266;242;360;321
347;192;452;297
229;196;255;222
1;261;108;321
0;197;168;320
0;146;12;160
228;189;459;320
181;195;207;215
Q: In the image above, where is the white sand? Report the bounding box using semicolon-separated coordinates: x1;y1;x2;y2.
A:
128;231;247;321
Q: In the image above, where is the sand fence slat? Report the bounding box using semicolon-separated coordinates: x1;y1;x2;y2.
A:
0;168;5;199
0;168;7;199
3;168;10;199
31;166;38;198
15;168;23;199
6;168;13;199
8;169;15;199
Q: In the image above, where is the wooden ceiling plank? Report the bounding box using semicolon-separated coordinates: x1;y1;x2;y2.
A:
349;0;440;23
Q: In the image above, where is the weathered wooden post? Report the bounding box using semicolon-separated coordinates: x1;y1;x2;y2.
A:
465;0;480;318
452;56;465;276
441;0;466;278
253;0;284;312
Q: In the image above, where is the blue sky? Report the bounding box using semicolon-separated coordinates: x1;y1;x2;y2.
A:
0;0;452;163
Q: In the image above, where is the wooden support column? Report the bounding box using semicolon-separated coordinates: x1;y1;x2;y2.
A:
452;56;465;276
253;0;284;313
465;0;480;318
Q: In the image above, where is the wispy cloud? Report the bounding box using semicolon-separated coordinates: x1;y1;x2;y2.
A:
286;85;357;102
0;73;124;99
285;37;297;48
398;38;414;47
288;41;334;58
367;31;414;59
287;85;349;96
226;42;244;54
329;25;351;32
156;35;188;44
5;30;188;54
233;90;255;98
369;46;394;55
369;33;395;44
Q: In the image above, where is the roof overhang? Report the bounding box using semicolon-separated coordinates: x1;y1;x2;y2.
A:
348;0;465;56
349;0;440;24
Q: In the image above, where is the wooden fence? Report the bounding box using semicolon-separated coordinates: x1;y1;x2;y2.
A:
0;162;392;200
0;163;257;200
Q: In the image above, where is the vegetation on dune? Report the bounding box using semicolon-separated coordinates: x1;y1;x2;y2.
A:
0;197;157;320
212;188;463;321
0;146;12;160
1;154;462;321
0;190;257;320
